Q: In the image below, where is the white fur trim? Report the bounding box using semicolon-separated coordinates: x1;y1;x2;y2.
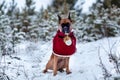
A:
53;52;71;57
71;29;74;32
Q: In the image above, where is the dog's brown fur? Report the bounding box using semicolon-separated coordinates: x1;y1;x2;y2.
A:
43;15;72;76
60;18;71;24
43;53;71;76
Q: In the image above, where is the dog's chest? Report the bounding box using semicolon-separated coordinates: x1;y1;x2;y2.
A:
57;57;67;68
63;35;72;46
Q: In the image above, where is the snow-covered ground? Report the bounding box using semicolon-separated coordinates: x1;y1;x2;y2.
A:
1;37;120;80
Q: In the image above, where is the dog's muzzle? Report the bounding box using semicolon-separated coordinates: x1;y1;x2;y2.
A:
61;23;70;34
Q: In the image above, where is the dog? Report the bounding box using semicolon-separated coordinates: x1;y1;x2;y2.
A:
43;13;76;76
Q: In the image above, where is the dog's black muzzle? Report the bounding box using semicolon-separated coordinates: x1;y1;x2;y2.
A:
61;23;70;34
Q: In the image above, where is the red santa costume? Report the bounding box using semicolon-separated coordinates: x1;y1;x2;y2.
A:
53;30;76;57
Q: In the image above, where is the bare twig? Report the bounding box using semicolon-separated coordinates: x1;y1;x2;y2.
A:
101;38;120;74
23;66;29;80
98;47;111;80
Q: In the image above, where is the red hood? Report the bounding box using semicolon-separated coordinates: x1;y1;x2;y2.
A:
53;30;76;56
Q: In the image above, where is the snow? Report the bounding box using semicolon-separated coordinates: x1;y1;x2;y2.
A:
74;0;98;14
1;37;120;80
35;0;53;10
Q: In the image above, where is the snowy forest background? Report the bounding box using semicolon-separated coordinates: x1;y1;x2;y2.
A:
0;0;120;80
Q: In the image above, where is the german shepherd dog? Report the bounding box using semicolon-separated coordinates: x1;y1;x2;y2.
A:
43;13;76;76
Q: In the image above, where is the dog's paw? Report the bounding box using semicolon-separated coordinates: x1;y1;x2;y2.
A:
58;68;64;73
66;71;72;74
43;69;47;73
53;73;57;76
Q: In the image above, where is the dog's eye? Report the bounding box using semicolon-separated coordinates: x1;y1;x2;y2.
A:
61;23;65;27
61;23;70;27
66;23;70;27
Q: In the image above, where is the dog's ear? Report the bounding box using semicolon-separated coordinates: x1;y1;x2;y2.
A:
68;12;72;22
57;14;61;23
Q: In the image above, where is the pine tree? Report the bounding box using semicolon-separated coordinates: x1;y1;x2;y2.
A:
20;0;36;39
24;0;36;15
0;12;25;54
14;7;20;19
111;0;120;7
52;0;77;12
0;14;12;55
7;0;17;16
63;0;69;14
0;0;6;14
76;2;120;42
37;10;58;41
66;0;77;9
103;0;111;8
103;0;120;8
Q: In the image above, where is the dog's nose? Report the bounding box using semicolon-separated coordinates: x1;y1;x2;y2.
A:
64;26;68;33
62;26;70;34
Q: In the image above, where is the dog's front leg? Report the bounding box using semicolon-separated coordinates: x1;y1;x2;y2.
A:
43;54;54;73
43;60;51;73
66;57;71;74
53;55;58;76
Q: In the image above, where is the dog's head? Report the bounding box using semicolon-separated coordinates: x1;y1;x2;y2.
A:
58;13;72;35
